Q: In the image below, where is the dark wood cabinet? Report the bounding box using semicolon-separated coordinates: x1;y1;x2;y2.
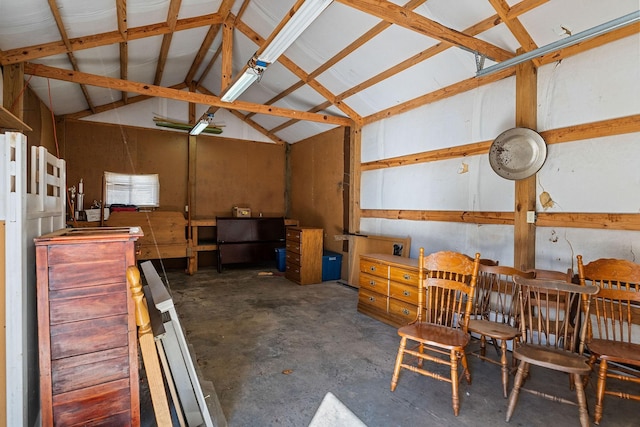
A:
35;227;142;427
216;217;285;271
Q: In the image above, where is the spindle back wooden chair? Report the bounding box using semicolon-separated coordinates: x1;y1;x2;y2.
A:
505;275;599;427
577;255;640;425
390;249;480;416
467;264;534;397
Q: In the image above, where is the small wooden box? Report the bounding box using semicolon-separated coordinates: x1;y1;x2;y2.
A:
232;207;251;217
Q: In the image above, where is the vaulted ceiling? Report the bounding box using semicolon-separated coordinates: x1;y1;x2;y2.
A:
0;0;638;143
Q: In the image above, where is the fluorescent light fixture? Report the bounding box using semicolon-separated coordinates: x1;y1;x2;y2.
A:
220;0;332;103
189;113;214;135
220;68;262;102
189;119;209;135
258;0;333;64
477;11;639;77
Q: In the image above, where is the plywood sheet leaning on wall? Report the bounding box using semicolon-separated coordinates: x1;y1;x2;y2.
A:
346;234;411;287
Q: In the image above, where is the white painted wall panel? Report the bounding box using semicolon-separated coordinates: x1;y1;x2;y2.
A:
359;32;639;267
537;36;640;131
538;133;640;213
360;218;514;263
361;77;515;162
361;155;512;211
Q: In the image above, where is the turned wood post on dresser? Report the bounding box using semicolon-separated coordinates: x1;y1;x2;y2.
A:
34;227;143;426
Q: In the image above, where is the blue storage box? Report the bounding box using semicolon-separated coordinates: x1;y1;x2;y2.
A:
322;250;342;281
275;248;286;272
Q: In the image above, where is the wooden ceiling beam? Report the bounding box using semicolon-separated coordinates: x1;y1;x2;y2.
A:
488;0;539;64
0;14;223;66
61;83;188;121
24;62;353;126
235;20;361;125
47;0;96;114
154;0;182;86
196;85;286;144
335;0;514;61
308;0;427;81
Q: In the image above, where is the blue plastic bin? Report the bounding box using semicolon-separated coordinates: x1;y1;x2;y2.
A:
322;250;342;281
275;248;286;272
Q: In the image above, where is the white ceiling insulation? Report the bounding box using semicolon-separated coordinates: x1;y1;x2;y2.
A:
0;0;638;143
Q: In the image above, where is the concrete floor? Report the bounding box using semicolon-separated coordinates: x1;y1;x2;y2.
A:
146;264;638;427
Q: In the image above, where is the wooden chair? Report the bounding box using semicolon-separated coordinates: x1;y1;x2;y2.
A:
390;249;481;416
505;275;599;427
577;255;640;425
467;265;535;397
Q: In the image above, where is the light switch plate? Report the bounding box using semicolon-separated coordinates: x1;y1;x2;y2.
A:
526;211;536;223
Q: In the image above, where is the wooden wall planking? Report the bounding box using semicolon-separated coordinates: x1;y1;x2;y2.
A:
289;127;346;259
195;136;285;218
61;120;285;218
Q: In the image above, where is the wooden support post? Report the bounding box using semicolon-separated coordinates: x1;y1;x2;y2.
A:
3;63;24;120
127;266;172;426
514;52;537;271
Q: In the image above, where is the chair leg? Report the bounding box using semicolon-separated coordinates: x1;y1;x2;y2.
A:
594;359;607;425
500;340;509;398
480;335;487;358
506;361;528;422
573;373;590;427
390;337;407;392
450;350;460;416
417;342;424;368
460;351;472;384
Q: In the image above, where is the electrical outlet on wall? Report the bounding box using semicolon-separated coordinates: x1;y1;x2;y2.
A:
526;211;536;223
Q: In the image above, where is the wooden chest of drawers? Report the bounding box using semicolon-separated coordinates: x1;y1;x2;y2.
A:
34;227;142;426
357;253;420;327
285;226;323;285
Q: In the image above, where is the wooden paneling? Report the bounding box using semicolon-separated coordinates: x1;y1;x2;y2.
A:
196;136;286;218
289;127;345;255
61;120;285;221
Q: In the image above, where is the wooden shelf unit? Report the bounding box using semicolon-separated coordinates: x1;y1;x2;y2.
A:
357;253;420;327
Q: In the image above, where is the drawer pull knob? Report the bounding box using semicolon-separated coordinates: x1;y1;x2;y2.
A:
403;290;410;296
403;274;411;280
369;296;375;302
369;280;375;286
369;266;376;272
402;308;410;315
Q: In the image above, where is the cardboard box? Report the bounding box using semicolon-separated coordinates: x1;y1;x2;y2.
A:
84;208;109;222
232;207;251;217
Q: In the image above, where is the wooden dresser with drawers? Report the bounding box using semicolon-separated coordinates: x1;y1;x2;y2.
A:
357;253;420;327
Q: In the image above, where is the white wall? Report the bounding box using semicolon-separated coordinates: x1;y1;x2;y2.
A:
360;35;640;270
82;93;277;143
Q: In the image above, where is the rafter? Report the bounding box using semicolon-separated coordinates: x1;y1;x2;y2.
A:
488;0;539;64
197;85;286;144
234;19;361;125
0;14;223;66
47;0;96;114
24;62;353;127
335;0;515;61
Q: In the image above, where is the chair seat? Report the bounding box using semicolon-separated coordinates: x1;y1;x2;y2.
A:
467;319;519;340
588;339;640;364
514;344;591;374
398;322;470;349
